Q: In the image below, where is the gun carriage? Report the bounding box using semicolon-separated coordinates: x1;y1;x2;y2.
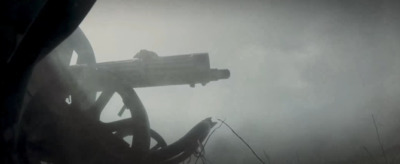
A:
1;2;229;163
20;31;229;164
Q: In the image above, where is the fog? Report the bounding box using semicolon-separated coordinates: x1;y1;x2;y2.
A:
78;0;400;163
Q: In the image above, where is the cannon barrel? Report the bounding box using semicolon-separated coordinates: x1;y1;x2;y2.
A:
69;53;230;90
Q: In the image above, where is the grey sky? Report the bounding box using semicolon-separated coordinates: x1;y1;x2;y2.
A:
79;0;400;163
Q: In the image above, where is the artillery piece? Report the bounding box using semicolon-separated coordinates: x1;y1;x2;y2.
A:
19;28;230;164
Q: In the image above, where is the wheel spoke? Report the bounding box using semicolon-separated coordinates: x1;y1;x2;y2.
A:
87;90;114;120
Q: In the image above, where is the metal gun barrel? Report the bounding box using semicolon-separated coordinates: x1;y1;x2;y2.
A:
69;53;230;90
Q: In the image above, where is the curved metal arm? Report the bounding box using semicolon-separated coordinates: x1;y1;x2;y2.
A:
145;118;217;164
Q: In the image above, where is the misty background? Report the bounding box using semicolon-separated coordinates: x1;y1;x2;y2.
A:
75;0;400;163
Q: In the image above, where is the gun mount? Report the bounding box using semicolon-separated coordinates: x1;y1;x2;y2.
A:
20;47;230;163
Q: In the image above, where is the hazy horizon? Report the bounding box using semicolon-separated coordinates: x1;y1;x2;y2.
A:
77;0;400;163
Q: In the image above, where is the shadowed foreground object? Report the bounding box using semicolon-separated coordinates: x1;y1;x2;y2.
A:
1;0;95;163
